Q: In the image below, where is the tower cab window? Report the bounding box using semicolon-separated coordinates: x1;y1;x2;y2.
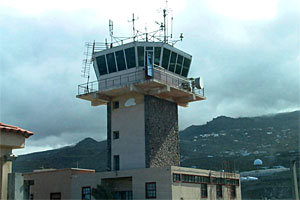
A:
113;101;119;109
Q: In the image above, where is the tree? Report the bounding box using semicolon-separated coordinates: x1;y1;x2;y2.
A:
92;184;114;200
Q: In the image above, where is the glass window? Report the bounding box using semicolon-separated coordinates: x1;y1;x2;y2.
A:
82;186;91;200
216;185;222;198
146;46;153;50
50;193;61;200
115;50;126;71
168;52;177;72
173;173;181;182
113;131;119;139
175;55;183;75
106;53;117;73
161;48;171;69
96;55;108;75
145;182;156;199
125;47;136;69
230;185;236;199
137;46;145;67
113;155;120;171
201;184;208;198
181;58;191;77
113;101;119;109
154;47;161;66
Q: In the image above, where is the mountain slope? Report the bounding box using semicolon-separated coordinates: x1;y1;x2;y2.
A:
13;110;299;173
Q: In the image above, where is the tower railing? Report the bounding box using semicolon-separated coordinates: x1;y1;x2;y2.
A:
78;67;204;97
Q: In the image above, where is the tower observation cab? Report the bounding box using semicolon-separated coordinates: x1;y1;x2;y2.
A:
77;11;206;171
77;41;205;107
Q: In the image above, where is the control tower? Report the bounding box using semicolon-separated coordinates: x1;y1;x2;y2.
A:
77;11;205;171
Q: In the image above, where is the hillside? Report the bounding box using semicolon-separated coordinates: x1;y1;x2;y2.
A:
179;110;299;171
13;110;299;173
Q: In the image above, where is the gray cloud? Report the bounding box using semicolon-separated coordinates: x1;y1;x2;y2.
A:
1;0;299;153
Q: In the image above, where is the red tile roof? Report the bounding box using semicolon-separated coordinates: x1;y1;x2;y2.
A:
0;122;34;138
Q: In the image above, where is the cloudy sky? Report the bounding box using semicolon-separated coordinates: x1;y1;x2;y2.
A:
0;0;299;155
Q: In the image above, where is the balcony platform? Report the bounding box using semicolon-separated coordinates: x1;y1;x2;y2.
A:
77;67;205;107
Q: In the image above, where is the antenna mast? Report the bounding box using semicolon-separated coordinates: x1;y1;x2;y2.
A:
128;13;138;37
109;19;114;45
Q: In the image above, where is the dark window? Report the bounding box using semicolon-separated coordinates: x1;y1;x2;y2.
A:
173;173;181;182
145;182;156;199
201;184;208;198
216;185;222;198
106;53;117;73
96;55;108;75
113;101;119;109
82;186;91;200
161;48;171;69
114;191;133;200
230;185;236;199
146;46;153;50
30;194;34;200
113;155;120;171
168;52;177;72
115;50;126;71
137;46;145;67
125;47;136;68
154;47;161;66
175;55;183;75
181;58;191;77
50;193;61;200
113;131;119;139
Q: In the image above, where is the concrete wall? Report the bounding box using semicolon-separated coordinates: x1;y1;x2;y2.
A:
0;148;12;199
7;173;24;200
24;168;94;200
109;93;146;170
0;132;25;149
144;95;180;167
171;166;241;200
71;167;172;199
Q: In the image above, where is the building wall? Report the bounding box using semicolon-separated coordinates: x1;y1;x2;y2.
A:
144;95;180;167
109;93;146;170
24;169;94;200
171;166;241;200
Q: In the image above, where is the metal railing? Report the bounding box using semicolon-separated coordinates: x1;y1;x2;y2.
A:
78;67;204;97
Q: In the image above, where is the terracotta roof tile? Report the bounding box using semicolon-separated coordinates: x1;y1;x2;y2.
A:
0;122;34;138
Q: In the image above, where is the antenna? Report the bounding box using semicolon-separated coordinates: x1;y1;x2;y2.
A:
171;14;173;38
128;13;139;37
109;19;114;44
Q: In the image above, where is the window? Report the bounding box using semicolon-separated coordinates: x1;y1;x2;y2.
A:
96;55;108;75
113;131;119;139
113;101;119;109
173;173;181;182
181;58;191;77
50;193;61;200
161;48;171;69
154;47;161;66
82;186;91;200
182;174;210;184
216;185;222;198
115;50;126;71
137;46;145;67
201;184;208;198
125;47;136;68
114;191;133;200
113;155;120;171
175;55;183;75
106;53;117;73
145;182;156;199
30;194;34;200
230;185;236;199
168;52;177;72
